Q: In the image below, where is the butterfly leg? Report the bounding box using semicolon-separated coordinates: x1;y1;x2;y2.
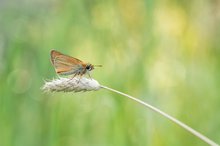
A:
72;73;78;79
87;72;92;80
65;73;78;84
77;74;83;83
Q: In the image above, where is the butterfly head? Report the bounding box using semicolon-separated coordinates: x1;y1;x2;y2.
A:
85;64;94;71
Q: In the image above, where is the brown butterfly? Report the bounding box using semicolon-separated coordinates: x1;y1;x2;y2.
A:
50;50;101;78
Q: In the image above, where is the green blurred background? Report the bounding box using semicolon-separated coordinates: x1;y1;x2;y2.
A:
0;0;220;145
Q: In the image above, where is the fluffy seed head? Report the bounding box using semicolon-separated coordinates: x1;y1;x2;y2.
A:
42;77;101;92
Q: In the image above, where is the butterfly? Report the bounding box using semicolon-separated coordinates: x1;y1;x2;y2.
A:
50;50;101;78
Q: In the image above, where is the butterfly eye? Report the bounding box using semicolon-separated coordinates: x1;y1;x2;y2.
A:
86;65;90;70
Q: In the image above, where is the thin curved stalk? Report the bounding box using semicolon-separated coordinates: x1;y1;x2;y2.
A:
101;85;219;146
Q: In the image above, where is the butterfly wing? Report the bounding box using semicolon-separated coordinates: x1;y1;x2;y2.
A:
50;50;84;75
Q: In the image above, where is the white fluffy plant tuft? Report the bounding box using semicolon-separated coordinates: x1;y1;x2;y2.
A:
42;77;101;92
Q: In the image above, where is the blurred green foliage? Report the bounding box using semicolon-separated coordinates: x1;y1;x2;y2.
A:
0;0;220;146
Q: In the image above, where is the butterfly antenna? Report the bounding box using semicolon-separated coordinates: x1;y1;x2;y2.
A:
94;65;102;67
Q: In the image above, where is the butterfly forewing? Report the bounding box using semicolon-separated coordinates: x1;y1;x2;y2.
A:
50;50;84;75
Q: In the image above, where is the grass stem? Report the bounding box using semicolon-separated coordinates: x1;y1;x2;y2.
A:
101;85;219;146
